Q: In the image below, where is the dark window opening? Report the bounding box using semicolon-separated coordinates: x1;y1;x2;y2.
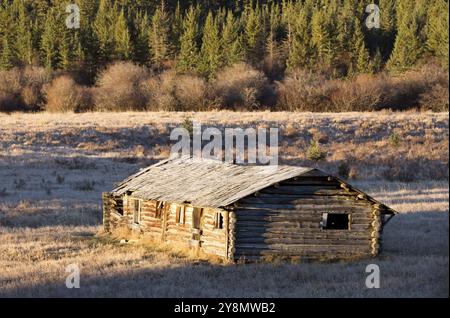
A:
132;199;141;224
176;205;185;224
155;201;164;219
214;212;224;229
115;198;124;215
192;208;203;229
321;213;350;230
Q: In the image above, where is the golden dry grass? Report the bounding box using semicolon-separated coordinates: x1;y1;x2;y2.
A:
0;111;448;297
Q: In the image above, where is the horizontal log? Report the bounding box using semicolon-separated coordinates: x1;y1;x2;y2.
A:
234;245;371;254
201;243;226;251
201;229;227;238
280;183;340;189
235;208;372;217
235;204;371;213
235;237;371;245
235;216;372;225
282;179;339;186
238;196;369;206
235;232;371;241
235;226;371;236
235;219;372;228
261;186;356;196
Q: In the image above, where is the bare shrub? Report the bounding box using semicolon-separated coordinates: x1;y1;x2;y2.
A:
21;86;40;107
419;78;449;112
143;71;213;111
276;69;335;111
173;74;209;111
22;66;52;109
0;68;23;112
44;75;92;112
330;74;389;111
277;63;449;112
212;63;269;110
0;66;51;112
384;63;449;110
142;70;177;111
94;62;151;111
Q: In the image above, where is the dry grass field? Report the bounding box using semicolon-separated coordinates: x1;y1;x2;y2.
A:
0;111;448;297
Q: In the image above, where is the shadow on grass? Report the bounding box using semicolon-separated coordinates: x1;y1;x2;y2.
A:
1;211;448;298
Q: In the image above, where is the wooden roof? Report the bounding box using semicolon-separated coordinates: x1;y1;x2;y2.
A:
111;156;397;214
111;156;314;208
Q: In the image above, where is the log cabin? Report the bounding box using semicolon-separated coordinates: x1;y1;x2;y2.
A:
102;156;397;262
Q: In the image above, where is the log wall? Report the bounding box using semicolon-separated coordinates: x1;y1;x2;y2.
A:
231;176;382;261
102;192;126;231
103;194;228;259
103;175;386;263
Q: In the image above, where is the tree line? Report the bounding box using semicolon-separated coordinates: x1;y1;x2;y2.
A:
0;0;448;83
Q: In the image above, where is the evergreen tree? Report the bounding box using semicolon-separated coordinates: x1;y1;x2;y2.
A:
265;3;281;74
93;0;114;63
287;5;311;70
170;1;183;55
243;3;263;64
176;5;199;73
281;0;295;54
388;1;423;72
379;0;397;59
72;32;84;71
114;8;131;60
58;30;71;70
74;0;100;82
0;37;13;70
222;10;243;66
351;18;371;74
149;0;170;69
0;0;446;80
198;11;222;78
15;0;33;65
426;0;449;67
133;10;150;64
372;48;383;73
336;0;356;58
40;9;59;69
311;7;334;68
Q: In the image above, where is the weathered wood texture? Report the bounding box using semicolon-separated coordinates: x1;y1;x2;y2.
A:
231;177;382;261
103;164;394;263
105;196;228;259
102;192;126;232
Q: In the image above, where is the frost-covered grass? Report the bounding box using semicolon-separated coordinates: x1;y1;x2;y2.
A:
0;112;448;297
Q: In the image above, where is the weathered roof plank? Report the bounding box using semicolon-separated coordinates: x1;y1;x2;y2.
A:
111;156;396;214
